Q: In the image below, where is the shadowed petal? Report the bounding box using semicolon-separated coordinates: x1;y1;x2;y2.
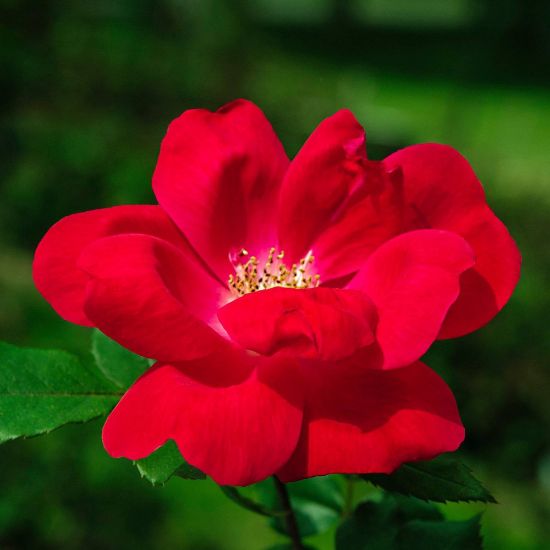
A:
153;99;289;282
349;230;475;369
277;359;464;482
79;234;230;362
103;349;304;486
384;143;521;338
219;287;377;360
277;110;405;279
33;205;187;325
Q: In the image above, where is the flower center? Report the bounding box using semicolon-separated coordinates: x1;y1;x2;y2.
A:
228;247;321;296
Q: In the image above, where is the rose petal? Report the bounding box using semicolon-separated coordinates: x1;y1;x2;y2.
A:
277;110;405;279
218;287;377;361
277;359;464;481
103;349;304;486
349;230;475;369
153;99;289;282
33;205;187;325
79;234;229;361
384;143;521;337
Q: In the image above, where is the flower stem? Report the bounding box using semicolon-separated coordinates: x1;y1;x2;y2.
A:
343;476;355;517
272;476;304;550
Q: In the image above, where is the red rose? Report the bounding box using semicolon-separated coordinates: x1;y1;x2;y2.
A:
33;100;520;486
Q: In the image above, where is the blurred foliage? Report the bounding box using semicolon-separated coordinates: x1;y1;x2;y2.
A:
0;0;549;548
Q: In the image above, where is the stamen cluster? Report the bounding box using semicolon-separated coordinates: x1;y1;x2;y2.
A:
229;247;320;296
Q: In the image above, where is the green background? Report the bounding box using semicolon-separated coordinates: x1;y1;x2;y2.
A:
0;0;548;548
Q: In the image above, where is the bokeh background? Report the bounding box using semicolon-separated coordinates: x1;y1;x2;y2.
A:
1;0;549;548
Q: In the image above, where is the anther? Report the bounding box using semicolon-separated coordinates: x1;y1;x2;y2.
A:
228;247;320;296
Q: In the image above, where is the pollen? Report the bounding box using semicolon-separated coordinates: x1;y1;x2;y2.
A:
228;247;321;296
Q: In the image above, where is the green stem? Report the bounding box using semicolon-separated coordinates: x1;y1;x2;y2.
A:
272;476;304;550
343;476;356;518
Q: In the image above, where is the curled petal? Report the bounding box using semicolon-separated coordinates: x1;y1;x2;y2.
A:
218;287;377;361
33;206;187;325
277;359;464;482
384;144;521;337
103;350;304;486
349;230;475;369
278;110;405;279
79;234;229;362
153;99;289;281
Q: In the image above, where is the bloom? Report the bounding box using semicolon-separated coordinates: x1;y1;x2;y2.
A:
33;99;520;486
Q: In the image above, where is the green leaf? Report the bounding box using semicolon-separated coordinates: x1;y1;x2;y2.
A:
336;495;442;550
362;455;496;503
287;476;344;513
91;329;149;389
283;476;344;537
256;476;344;538
396;514;483;550
135;440;205;485
336;499;399;550
0;341;120;443
91;331;205;486
220;485;286;518
175;461;207;481
222;478;343;535
336;494;482;550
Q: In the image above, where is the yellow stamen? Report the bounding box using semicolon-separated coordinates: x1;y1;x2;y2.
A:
228;247;320;296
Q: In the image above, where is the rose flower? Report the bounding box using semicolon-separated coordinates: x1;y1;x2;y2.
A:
33;100;520;486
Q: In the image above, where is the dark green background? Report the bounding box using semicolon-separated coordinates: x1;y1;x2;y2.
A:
1;0;549;548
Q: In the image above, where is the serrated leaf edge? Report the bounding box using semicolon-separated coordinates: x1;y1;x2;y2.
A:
363;460;497;504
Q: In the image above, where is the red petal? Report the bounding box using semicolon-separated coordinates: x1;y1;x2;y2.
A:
103;350;304;486
218;287;377;361
33;206;187;325
153;99;289;281
384;144;521;337
349;230;475;369
277;110;405;278
277;359;464;481
79;234;229;361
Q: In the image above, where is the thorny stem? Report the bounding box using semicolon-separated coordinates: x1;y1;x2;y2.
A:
272;476;305;550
